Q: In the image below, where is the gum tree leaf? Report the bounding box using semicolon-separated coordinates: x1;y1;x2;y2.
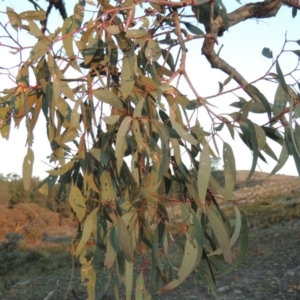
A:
126;29;147;38
219;210;248;276
223;142;236;201
106;25;120;35
19;10;46;21
120;56;135;100
115;116;132;174
145;40;161;62
253;123;266;150
75;207;98;256
93;89;123;110
28;20;43;37
182;22;204;35
276;61;288;93
207;205;232;264
22;147;34;191
6;7;22;31
274;84;288;118
103;115;120;125
262;47;273;58
270;141;289;175
197;144;211;206
68;185;86;222
157;237;201;293
161;49;175;72
117;215;135;263
208;205;241;257
125;260;133;300
135;271;151;300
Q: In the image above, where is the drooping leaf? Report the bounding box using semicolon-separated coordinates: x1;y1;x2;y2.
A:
93;89;123;110
125;260;133;300
106;25;121;35
182;22;204;35
157;237;201;293
120;56;135;100
75;207;98;256
115;116;132;174
117;215;135;263
207;205;232;264
126;29;147;38
197;144;211;207
219;210;248;276
223;142;236;201
19;10;46;21
273;84;288;118
68;185;86;222
22;147;34;191
276;61;288;93
270;141;289;175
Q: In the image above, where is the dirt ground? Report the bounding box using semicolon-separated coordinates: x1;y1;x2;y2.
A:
0;171;299;300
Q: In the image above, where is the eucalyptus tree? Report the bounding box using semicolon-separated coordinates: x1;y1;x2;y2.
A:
0;0;300;298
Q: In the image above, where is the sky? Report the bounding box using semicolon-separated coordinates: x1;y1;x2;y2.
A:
0;0;300;179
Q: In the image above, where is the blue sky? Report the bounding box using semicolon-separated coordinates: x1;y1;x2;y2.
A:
0;0;299;178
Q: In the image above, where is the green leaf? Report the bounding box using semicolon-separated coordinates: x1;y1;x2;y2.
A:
223;142;236;201
93;89;123;110
62;17;81;73
276;61;288;93
215;0;228;30
135;272;151;300
106;25;121;35
117;215;135;263
182;22;204;35
120;56;135;100
207;205;232;264
253;123;266;150
240;120;258;180
19;10;46;21
208;205;241;257
28;20;43;37
89;147;101;161
103;115;121;125
161;49;175;72
75;207;98;256
292;50;300;58
262;47;273;58
197;144;211;206
263;142;278;162
292;7;297;18
270;141;289;175
104;238;117;269
245;85;271;119
223;71;235;86
219;210;248;276
126;29;147;38
125;260;133;300
274;84;288;118
170;107;198;145
115;116;132;174
157;237;201;293
6;7;22;31
145;40;161;62
68;185;86;222
22;147;34;191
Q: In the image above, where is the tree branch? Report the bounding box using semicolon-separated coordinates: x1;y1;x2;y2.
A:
227;0;282;29
282;0;300;9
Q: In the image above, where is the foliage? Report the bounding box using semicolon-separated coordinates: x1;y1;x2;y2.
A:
0;233;24;273
0;0;300;299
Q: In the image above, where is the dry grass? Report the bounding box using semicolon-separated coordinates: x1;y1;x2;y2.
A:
0;203;70;242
